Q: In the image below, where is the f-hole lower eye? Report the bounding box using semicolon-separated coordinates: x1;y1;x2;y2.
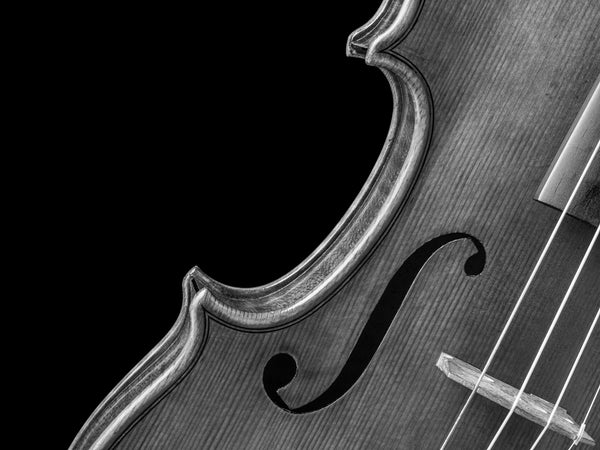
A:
262;353;297;411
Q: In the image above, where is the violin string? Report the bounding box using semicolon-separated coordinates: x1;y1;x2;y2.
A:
567;384;600;450
439;141;599;450
485;224;599;449
529;303;600;448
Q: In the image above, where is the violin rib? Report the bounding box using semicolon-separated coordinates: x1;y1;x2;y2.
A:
70;1;432;449
71;0;600;448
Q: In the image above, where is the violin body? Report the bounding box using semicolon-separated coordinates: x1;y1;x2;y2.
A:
72;0;600;448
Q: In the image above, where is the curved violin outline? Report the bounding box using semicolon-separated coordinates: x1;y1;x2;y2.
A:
263;233;485;414
70;1;433;448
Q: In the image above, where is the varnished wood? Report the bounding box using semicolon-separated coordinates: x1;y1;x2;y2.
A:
70;3;432;445
437;352;595;446
71;0;600;449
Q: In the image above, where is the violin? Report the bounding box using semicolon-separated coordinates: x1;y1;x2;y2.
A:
71;0;600;448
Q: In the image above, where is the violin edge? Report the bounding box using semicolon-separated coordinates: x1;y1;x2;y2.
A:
346;0;423;59
69;1;432;448
189;0;432;329
70;270;210;450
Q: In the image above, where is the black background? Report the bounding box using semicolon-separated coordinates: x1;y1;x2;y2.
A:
34;2;393;447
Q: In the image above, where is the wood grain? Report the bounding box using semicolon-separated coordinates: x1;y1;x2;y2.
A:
70;1;432;447
72;0;600;448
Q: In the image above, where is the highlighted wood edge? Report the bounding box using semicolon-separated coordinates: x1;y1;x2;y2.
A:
436;352;595;447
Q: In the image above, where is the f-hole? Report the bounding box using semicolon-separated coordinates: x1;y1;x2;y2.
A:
262;233;485;413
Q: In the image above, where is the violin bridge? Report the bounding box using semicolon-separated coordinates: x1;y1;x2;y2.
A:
436;352;595;447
